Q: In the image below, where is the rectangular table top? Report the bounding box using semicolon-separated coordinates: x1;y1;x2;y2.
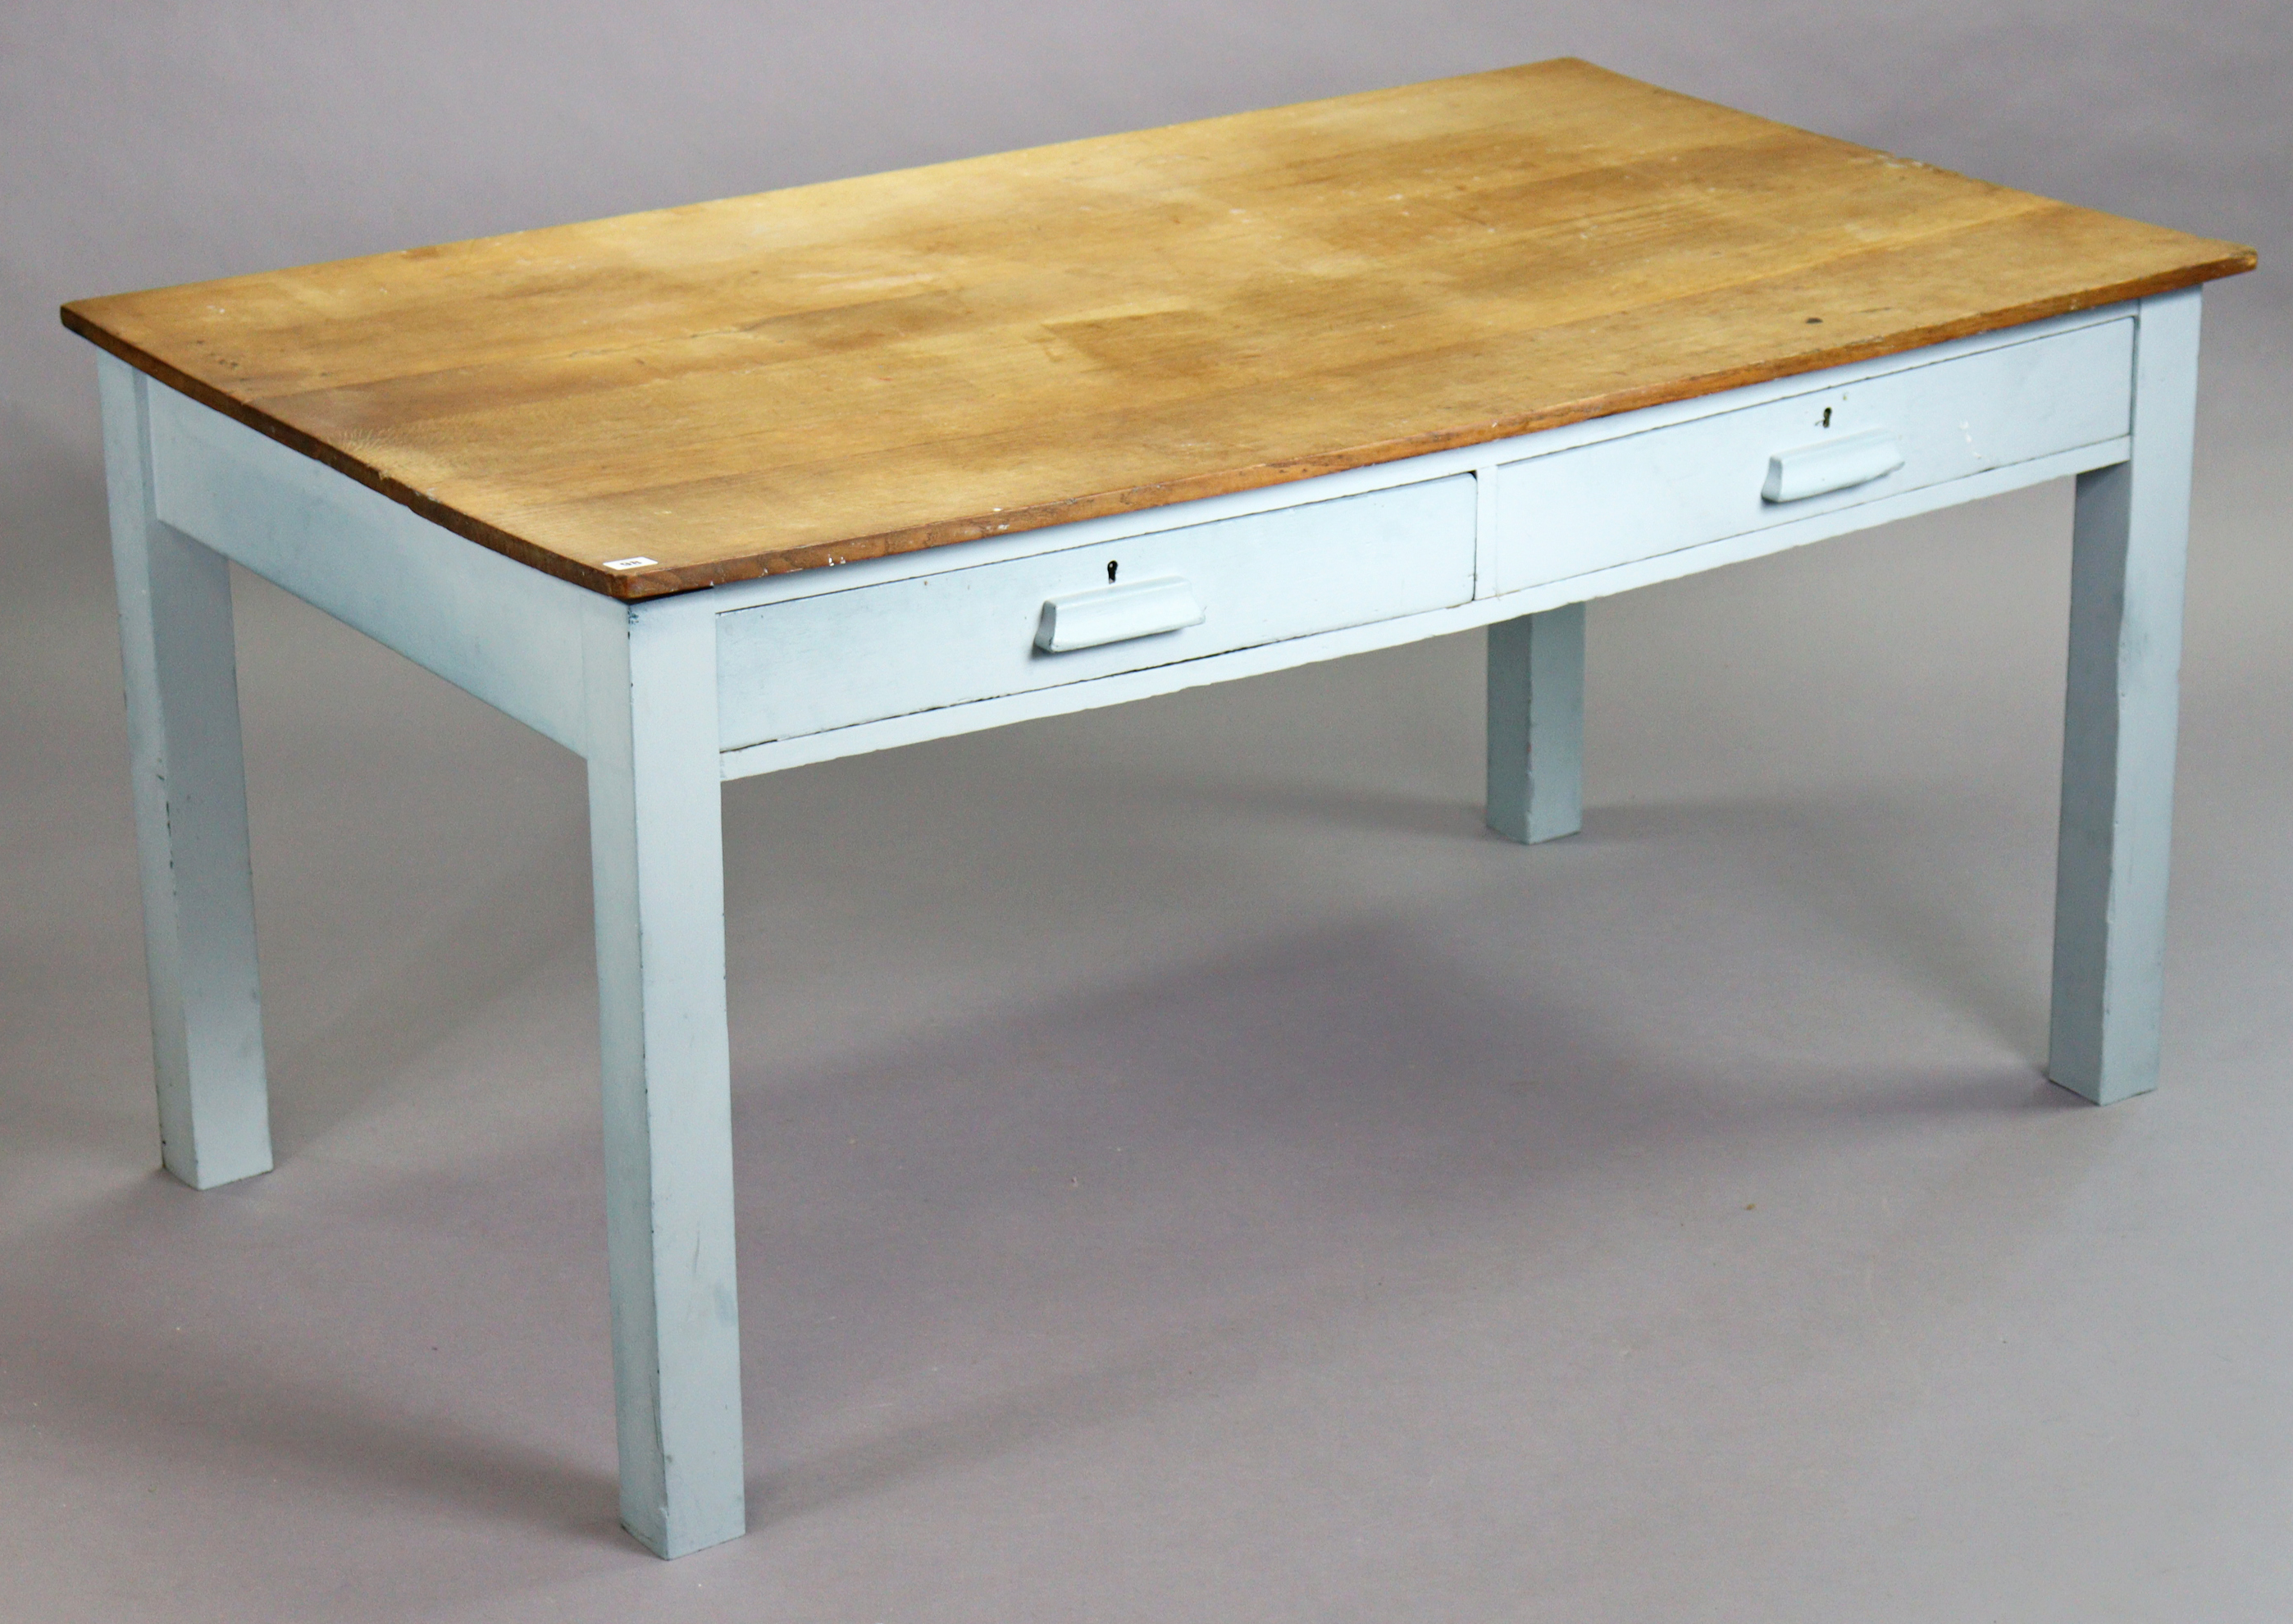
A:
65;59;2253;600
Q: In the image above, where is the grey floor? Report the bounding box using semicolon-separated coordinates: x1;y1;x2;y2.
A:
6;7;2291;1619
5;314;2289;1619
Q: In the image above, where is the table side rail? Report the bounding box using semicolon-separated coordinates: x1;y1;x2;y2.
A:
137;360;607;755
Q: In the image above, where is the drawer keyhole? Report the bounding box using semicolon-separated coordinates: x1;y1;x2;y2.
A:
1107;560;1119;582
1821;407;1832;428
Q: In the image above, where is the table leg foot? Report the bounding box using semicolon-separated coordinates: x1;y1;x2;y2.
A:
585;599;746;1557
2047;287;2202;1106
101;358;273;1189
1486;602;1584;844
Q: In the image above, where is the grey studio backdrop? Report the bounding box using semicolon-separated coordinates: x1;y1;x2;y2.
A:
2;4;2288;1620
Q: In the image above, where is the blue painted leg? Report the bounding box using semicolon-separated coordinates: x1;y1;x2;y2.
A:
101;358;273;1189
1486;602;1585;844
2048;287;2203;1104
585;599;746;1556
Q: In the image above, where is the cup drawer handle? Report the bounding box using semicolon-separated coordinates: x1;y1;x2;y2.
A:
1036;576;1206;653
1762;428;1904;504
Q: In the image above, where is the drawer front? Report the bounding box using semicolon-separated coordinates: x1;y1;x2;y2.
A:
718;474;1476;748
1494;319;2134;592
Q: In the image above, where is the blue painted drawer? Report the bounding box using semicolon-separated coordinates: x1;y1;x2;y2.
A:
1493;318;2135;592
717;474;1477;750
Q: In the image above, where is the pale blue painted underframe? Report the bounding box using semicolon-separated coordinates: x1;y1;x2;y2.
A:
93;287;2201;1557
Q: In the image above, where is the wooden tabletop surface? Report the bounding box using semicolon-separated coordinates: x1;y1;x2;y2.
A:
65;59;2254;600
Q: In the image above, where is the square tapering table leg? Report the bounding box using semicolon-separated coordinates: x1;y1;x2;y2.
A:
2048;286;2204;1105
100;360;274;1189
583;599;746;1558
1486;602;1585;844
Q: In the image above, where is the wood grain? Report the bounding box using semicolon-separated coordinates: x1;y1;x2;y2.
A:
62;59;2254;600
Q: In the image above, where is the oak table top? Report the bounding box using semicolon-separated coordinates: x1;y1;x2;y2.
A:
62;57;2253;600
